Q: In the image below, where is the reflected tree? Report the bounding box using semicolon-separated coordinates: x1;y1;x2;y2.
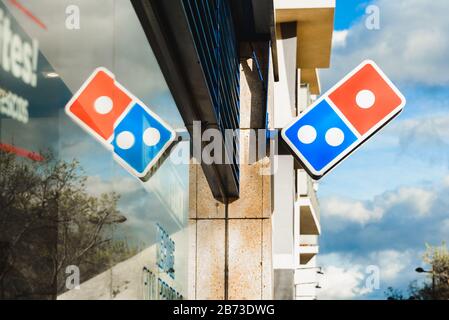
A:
0;150;136;299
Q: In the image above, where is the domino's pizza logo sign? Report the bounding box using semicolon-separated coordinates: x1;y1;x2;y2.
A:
65;68;176;178
282;60;406;179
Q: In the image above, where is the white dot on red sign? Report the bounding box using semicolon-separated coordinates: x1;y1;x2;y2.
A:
116;131;135;150
94;96;113;114
143;127;161;147
356;90;375;109
325;128;345;147
297;125;317;144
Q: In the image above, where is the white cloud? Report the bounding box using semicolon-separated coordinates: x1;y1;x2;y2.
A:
369;250;413;281
319;265;370;299
318;253;372;300
318;250;415;299
379;187;435;216
323;0;449;88
321;183;436;226
332;30;348;48
321;196;383;225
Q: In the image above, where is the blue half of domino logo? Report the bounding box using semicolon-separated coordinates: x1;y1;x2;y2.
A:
282;99;358;175
111;102;175;178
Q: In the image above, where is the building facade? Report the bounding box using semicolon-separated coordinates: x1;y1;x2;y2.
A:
271;0;334;300
0;0;334;300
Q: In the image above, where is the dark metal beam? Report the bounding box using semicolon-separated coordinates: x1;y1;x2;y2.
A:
131;0;239;201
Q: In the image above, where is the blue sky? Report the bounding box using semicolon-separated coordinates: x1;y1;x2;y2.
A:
334;0;371;30
317;0;449;299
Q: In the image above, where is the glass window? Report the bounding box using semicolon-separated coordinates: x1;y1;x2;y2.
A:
0;0;189;300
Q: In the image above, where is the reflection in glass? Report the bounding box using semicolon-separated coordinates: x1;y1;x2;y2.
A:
1;0;189;300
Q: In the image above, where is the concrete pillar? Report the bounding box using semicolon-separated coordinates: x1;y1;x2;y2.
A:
188;48;273;300
188;163;226;300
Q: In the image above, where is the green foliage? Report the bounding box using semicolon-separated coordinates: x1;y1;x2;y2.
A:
385;287;405;300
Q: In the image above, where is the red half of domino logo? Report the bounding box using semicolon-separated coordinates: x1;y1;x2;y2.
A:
65;68;133;145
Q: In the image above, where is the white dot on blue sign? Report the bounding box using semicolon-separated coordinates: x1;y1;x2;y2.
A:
116;131;135;150
356;89;375;109
297;125;317;144
143;127;161;147
325;128;345;147
94;96;113;114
